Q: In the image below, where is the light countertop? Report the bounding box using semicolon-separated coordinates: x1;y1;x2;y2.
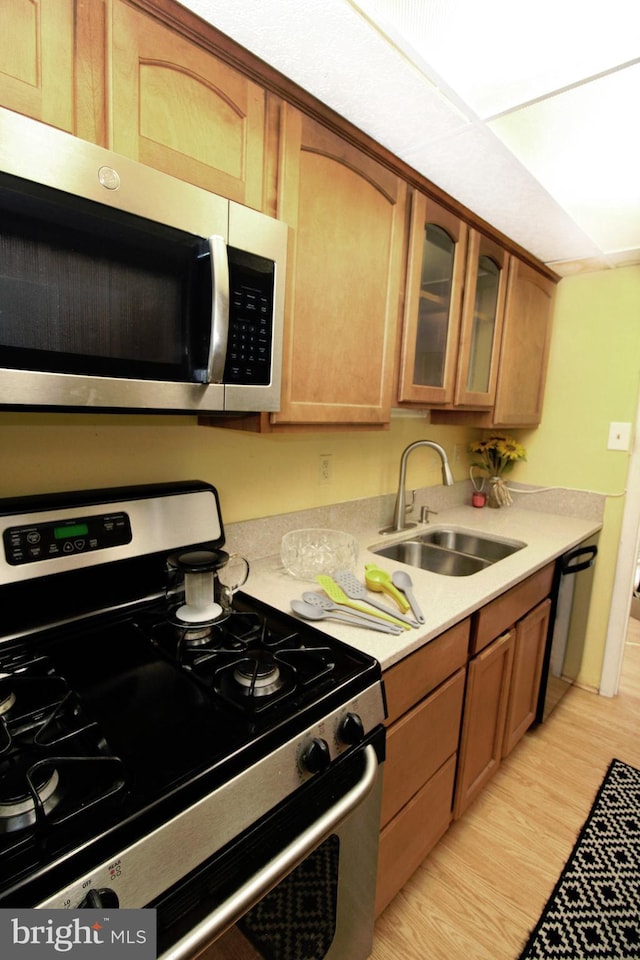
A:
240;504;601;671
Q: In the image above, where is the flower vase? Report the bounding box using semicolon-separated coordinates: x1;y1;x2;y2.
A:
487;476;512;508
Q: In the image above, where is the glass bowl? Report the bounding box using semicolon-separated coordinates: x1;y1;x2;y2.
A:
280;528;359;581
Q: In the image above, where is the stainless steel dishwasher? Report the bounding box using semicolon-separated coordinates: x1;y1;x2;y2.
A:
537;534;599;721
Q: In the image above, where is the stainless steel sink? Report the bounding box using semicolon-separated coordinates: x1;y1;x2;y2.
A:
374;540;489;576
417;527;526;563
371;526;526;576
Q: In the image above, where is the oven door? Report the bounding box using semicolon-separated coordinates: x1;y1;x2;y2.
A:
155;731;384;960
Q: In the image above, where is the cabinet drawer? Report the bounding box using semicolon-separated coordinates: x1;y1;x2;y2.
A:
381;667;465;827
383;619;469;723
376;754;456;916
472;563;554;654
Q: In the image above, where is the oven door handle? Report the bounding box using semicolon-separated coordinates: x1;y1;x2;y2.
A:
157;743;379;960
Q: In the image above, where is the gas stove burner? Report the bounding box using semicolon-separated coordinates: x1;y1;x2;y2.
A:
0;675;16;717
170;607;230;644
233;655;283;698
0;766;60;833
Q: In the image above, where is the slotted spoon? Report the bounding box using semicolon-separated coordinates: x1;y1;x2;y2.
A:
291;600;400;634
330;571;417;629
316;575;409;630
302;592;403;634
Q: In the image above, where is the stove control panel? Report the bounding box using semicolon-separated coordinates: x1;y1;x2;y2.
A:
3;511;132;566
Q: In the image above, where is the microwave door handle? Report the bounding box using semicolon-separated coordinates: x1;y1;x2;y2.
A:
157;743;379;960
205;234;230;383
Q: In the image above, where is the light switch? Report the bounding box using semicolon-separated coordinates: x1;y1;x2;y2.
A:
607;422;632;451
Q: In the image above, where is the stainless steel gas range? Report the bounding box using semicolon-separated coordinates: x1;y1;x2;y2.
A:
0;481;386;960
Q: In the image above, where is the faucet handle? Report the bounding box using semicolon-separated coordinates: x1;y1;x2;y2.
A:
420;505;438;523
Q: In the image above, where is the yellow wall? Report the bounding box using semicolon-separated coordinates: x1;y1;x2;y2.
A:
0;412;475;521
513;264;640;688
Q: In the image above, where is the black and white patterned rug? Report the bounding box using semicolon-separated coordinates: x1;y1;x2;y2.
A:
519;758;640;959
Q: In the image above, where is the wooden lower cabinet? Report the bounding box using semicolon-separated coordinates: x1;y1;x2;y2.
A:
503;599;551;756
381;668;466;827
375;620;469;914
455;571;554;818
375;569;554;911
376;755;457;916
453;631;514;819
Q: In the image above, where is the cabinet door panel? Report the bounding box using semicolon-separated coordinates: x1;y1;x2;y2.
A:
381;668;465;827
454;631;513;818
274;107;406;425
383;619;469;723
376;755;456;916
398;194;467;404
472;563;554;655
503;599;551;756
111;1;266;207
0;0;74;131
454;231;509;407
492;258;556;426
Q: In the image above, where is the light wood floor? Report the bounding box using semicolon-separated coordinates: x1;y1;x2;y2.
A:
371;617;640;960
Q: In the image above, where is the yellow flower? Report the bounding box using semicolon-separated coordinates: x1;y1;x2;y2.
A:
468;434;526;476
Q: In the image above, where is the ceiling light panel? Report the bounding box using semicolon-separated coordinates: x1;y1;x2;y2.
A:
489;64;640;252
349;0;640;117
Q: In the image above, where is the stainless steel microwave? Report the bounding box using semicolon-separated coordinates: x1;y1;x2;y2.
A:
0;108;287;414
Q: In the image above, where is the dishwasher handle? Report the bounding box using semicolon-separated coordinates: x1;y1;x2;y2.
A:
157;743;380;960
560;544;597;576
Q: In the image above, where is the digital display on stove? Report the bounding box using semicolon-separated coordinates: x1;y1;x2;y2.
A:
3;511;132;565
54;522;89;540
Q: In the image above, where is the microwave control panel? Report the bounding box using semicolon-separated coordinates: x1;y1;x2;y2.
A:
224;248;275;385
3;511;132;566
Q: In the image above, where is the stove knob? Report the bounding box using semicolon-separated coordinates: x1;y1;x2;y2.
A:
301;737;331;774
338;712;365;746
78;888;120;909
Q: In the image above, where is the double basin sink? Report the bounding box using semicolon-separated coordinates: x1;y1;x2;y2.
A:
372;526;526;577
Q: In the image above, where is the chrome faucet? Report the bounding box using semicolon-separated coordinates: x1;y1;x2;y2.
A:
381;440;454;534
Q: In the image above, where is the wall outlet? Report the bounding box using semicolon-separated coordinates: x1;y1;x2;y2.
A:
319;454;332;484
607;422;632;451
453;443;465;464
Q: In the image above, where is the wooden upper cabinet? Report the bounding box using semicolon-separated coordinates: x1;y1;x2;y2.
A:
0;0;75;132
492;257;556;427
454;231;509;407
110;1;267;208
272;106;407;426
398;194;467;405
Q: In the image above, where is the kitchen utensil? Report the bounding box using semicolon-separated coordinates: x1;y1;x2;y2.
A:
330;571;417;629
391;569;425;624
363;563;411;612
316;575;409;630
280;528;358;580
301;591;403;634
290;599;399;634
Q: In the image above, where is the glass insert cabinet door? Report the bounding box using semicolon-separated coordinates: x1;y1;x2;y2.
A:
398;194;467;404
455;230;509;407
